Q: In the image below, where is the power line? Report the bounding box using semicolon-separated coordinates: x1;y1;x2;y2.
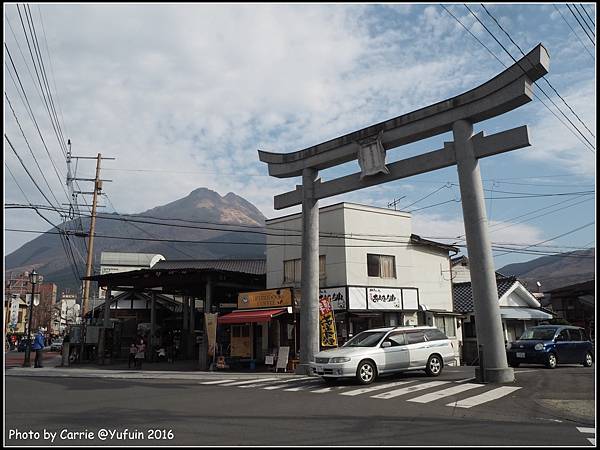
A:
461;4;596;153
493;221;595;257
5;227;594;259
403;183;451;210
553;4;595;62
581;4;596;27
480;4;596;141
567;3;595;44
574;3;596;37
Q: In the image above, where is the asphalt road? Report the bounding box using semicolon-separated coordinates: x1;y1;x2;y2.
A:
4;365;595;446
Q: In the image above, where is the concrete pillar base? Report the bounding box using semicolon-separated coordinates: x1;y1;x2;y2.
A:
476;367;515;383
294;363;315;376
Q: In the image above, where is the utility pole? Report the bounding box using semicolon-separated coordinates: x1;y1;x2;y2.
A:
81;153;102;318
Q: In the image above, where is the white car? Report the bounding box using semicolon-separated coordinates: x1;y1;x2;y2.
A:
311;326;456;384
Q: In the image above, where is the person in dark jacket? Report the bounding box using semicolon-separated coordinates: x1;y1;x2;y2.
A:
32;328;45;368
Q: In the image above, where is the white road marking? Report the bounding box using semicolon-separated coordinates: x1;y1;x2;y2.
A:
199;379;235;385
219;378;280;386
309;386;349;393
283;382;322;392
577;427;595;434
588;438;595;445
239;377;313;389
262;378;317;390
407;383;484;403
371;381;450;399
340;380;418;396
446;386;521;408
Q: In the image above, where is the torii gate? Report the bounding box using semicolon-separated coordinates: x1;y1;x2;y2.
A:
259;44;549;383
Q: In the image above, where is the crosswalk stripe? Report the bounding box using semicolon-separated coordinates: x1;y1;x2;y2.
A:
283;381;323;392
371;381;450;399
219;378;280;386
340;380;418;396
407;383;483;403
199;379;235;385
239;377;313;389
262;378;317;390
577;427;595;434
310;386;349;394
588;438;595;445
446;386;521;408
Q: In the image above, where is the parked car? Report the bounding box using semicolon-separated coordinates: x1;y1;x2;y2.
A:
506;325;594;369
50;338;64;352
310;326;456;385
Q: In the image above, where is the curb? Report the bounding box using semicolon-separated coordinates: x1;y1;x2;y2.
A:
4;367;307;381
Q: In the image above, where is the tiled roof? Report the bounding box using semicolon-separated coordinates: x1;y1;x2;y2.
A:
453;276;517;313
152;259;266;275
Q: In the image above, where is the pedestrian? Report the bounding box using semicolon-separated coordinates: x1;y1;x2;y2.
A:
128;343;137;369
32;328;45;368
135;340;146;369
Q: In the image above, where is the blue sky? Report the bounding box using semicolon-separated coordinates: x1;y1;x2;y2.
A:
3;3;596;268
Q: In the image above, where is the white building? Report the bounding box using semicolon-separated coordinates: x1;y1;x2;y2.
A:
266;202;461;360
52;293;80;335
97;252;165;300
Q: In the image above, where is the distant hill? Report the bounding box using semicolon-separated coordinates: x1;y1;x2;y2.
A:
499;248;595;292
4;188;267;294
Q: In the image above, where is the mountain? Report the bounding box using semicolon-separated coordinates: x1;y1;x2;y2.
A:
4;188;267;294
499;248;595;292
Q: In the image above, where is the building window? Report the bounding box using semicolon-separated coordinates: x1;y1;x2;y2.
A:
283;256;326;283
435;315;457;338
367;254;396;278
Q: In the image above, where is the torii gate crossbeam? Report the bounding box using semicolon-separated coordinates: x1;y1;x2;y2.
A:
259;44;550;383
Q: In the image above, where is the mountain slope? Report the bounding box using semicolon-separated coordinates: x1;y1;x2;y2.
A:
5;188;267;293
499;248;595;292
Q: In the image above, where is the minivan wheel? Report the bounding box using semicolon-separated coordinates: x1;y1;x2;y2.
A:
583;352;593;367
356;360;376;385
425;354;443;377
545;352;557;369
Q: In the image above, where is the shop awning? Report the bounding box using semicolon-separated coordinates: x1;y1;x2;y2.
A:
500;307;553;320
217;308;288;325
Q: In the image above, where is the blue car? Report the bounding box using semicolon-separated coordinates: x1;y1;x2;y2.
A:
506;325;594;369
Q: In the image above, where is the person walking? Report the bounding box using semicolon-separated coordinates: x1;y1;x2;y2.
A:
135;340;146;370
32;328;45;368
128;343;137;369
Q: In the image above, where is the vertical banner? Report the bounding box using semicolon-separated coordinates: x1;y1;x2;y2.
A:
10;298;20;327
319;296;338;348
204;313;218;357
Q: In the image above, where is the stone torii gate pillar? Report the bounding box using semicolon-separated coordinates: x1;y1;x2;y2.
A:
297;168;321;375
259;44;550;384
453;119;511;382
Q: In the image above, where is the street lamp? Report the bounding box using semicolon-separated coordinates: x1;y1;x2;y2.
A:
23;269;39;367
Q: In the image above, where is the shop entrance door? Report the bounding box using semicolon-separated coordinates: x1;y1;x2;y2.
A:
231;324;252;357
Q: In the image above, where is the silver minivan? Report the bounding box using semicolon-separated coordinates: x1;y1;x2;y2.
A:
310;326;456;384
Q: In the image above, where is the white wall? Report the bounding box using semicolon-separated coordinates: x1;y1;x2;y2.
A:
266;203;455;313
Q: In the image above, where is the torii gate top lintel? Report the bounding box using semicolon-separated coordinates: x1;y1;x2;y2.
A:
258;44;549;180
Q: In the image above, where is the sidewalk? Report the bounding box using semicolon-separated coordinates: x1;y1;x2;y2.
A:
4;353;304;381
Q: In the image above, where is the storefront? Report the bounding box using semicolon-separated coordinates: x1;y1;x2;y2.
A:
217;288;295;365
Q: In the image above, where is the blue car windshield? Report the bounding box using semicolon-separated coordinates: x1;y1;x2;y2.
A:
343;331;387;347
519;328;556;340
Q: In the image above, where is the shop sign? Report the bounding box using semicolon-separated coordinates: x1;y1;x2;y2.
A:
238;289;292;309
319;296;338;347
319;287;346;310
367;287;402;310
